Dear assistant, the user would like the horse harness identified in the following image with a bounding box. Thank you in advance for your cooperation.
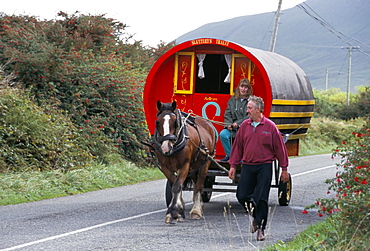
[153,109,213,174]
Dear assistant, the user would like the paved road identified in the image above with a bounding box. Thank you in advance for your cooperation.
[0,154,340,251]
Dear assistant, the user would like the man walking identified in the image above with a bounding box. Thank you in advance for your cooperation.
[228,96,290,241]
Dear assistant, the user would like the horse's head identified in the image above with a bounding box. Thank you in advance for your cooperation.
[155,101,178,154]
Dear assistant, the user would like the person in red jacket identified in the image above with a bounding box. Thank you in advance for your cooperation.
[228,95,290,241]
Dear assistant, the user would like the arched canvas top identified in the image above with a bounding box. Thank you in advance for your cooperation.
[242,46,314,101]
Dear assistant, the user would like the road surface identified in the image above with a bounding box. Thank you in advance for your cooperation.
[0,154,340,250]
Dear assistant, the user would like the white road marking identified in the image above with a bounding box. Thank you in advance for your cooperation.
[291,165,336,178]
[1,164,336,250]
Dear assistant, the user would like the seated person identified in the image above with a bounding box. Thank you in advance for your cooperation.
[219,79,253,161]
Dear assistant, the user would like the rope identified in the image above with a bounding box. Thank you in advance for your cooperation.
[186,110,227,127]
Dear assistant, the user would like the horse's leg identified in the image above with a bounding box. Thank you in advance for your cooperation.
[165,168,187,224]
[190,161,210,220]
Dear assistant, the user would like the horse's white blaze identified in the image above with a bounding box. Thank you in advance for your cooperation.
[161,114,171,153]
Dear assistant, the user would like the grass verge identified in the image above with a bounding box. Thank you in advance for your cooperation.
[265,214,370,250]
[0,160,163,206]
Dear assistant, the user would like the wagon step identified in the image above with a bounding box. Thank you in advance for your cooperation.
[212,181,237,186]
[203,188,237,193]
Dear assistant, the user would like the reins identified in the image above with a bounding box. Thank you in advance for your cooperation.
[185,110,227,127]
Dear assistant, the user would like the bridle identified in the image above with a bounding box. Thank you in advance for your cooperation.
[153,109,188,156]
[155,112,178,143]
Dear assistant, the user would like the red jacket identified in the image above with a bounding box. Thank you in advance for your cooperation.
[229,116,288,169]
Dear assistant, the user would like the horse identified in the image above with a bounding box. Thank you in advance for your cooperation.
[150,100,217,224]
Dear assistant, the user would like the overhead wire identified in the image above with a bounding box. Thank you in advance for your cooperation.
[258,13,275,49]
[297,2,370,58]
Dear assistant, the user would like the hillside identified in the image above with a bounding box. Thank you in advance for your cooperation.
[176,0,370,93]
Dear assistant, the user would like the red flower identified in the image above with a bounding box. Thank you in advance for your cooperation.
[361,179,368,185]
[318,213,324,217]
[302,210,308,214]
[354,177,359,182]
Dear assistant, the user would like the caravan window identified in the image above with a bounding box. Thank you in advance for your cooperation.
[195,54,230,94]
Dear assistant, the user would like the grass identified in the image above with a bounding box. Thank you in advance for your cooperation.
[0,160,163,206]
[265,213,370,251]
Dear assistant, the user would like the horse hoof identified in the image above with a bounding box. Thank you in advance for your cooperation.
[190,213,201,220]
[165,215,173,224]
[177,217,184,223]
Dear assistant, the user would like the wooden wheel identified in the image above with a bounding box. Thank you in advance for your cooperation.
[278,173,292,206]
[201,176,215,202]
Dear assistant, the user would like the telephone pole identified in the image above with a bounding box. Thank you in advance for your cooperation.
[269,0,282,52]
[342,46,359,105]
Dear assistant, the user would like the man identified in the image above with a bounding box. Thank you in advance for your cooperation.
[228,96,290,241]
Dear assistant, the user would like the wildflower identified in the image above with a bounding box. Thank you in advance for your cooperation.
[361,179,368,185]
[318,213,324,217]
[302,210,308,214]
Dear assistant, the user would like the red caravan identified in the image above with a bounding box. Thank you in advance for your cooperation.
[144,38,315,158]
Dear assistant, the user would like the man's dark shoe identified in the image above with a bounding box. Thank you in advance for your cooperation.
[220,156,229,161]
[250,218,258,233]
[256,229,265,241]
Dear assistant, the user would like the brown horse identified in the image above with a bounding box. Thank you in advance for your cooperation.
[151,100,217,224]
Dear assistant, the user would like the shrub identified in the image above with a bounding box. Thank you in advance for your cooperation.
[0,87,94,172]
[309,119,369,247]
[313,87,370,120]
[0,12,173,167]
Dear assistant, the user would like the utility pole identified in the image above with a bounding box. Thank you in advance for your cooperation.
[269,0,282,52]
[342,46,360,105]
[325,68,329,90]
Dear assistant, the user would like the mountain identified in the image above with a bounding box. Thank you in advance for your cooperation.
[176,0,370,93]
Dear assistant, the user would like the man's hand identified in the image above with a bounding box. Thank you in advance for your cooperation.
[280,170,290,183]
[228,167,236,180]
[227,123,239,131]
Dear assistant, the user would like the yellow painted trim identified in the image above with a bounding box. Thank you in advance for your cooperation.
[276,124,311,130]
[272,99,316,105]
[174,52,195,94]
[230,54,250,95]
[285,133,307,140]
[270,112,314,118]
